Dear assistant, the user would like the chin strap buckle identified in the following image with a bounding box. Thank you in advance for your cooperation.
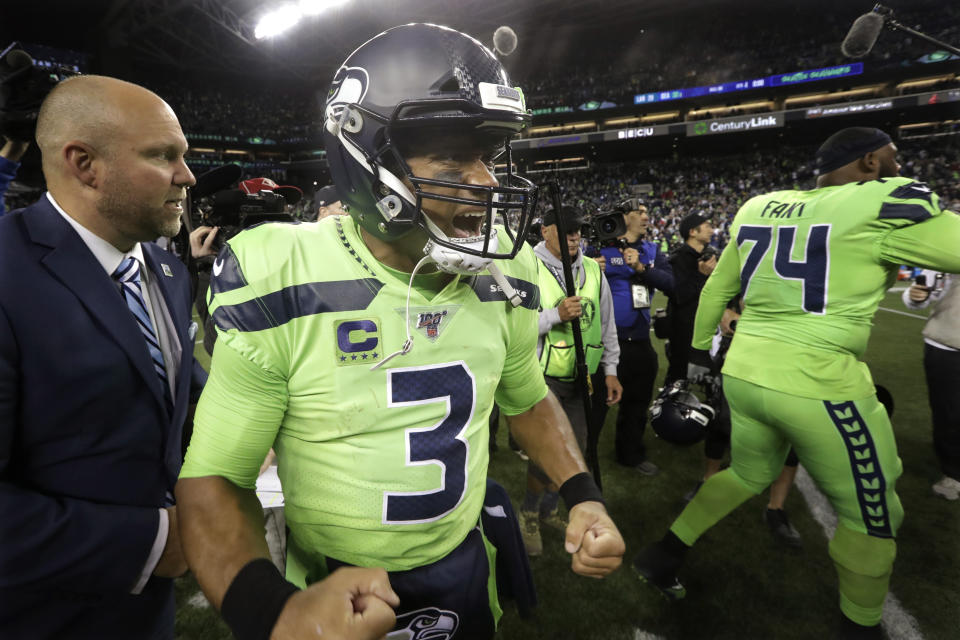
[488,263,523,307]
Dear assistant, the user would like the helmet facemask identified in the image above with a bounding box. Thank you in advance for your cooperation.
[326,98,538,272]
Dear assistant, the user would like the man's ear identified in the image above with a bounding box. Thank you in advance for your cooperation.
[858,150,880,177]
[62,141,100,188]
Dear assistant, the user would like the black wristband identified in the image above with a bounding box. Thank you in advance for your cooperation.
[559,472,605,510]
[221,558,300,640]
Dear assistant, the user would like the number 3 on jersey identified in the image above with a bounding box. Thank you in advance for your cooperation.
[737,224,831,314]
[383,362,476,524]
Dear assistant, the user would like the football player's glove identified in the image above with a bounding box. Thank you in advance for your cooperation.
[650,380,716,446]
[322,23,538,273]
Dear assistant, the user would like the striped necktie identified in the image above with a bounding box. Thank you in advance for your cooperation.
[112,257,172,411]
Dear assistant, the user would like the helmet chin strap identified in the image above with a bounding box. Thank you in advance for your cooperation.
[370,230,525,372]
[419,219,523,307]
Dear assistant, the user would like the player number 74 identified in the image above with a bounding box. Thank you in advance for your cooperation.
[737,223,832,314]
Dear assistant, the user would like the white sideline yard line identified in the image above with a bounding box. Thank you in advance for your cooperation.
[794,467,925,640]
[877,306,927,320]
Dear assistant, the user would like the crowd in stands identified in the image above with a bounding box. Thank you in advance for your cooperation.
[145,78,322,144]
[539,137,960,252]
[6,138,957,233]
[109,3,957,144]
[518,1,958,111]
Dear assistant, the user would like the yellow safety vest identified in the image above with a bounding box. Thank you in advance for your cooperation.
[536,256,604,379]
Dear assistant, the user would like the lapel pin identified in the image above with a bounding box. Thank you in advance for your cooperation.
[161,263,174,278]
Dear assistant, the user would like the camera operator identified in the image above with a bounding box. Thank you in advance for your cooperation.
[1,43,75,215]
[902,271,960,501]
[188,176,301,355]
[0,137,28,214]
[596,200,673,474]
[664,212,717,384]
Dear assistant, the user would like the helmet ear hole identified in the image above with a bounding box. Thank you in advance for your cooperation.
[343,108,363,134]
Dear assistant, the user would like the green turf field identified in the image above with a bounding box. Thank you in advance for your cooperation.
[176,289,959,640]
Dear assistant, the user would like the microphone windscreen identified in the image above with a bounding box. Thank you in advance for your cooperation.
[841,12,884,58]
[493,26,518,56]
[3,49,33,71]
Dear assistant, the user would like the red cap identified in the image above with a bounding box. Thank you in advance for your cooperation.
[239,177,303,205]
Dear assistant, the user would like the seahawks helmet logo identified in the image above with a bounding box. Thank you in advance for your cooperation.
[387,607,459,640]
[326,66,369,121]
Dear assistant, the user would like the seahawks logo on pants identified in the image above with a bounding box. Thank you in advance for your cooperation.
[386,607,459,640]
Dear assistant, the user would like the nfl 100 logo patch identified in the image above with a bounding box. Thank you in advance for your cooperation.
[396,305,461,343]
[335,318,382,365]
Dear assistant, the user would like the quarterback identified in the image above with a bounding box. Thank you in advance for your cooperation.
[634,127,960,639]
[176,24,624,640]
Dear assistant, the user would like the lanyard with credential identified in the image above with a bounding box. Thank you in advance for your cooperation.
[545,260,582,295]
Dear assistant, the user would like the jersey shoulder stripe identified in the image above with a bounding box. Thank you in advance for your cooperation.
[212,278,385,332]
[878,202,932,222]
[887,181,935,205]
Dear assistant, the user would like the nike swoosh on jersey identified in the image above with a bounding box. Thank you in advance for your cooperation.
[213,258,225,276]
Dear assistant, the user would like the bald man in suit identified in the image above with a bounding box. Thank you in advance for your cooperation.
[0,75,205,639]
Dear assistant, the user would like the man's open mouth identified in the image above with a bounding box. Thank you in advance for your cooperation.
[451,212,485,238]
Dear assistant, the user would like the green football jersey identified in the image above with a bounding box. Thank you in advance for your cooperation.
[694,177,960,399]
[180,215,547,578]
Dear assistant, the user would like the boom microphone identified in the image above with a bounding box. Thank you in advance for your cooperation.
[841,11,884,58]
[2,48,33,74]
[841,4,960,59]
[493,26,518,56]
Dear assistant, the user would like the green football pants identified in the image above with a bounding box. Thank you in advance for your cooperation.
[670,375,902,626]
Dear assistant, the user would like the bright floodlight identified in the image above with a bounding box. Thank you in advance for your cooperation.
[254,4,302,40]
[299,0,349,16]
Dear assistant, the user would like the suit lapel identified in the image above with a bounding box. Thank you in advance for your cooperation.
[25,200,168,416]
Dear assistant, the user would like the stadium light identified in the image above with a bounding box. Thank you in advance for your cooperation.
[254,4,302,40]
[299,0,349,16]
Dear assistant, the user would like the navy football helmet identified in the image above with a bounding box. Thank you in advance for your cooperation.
[322,23,538,271]
[650,380,716,446]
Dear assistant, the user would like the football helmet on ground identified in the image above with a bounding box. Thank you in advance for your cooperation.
[649,380,716,446]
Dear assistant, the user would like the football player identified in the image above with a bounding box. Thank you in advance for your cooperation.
[633,127,960,639]
[175,24,624,640]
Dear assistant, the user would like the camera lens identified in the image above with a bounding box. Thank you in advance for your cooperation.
[600,219,616,233]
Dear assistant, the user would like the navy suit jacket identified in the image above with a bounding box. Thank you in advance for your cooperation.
[0,197,207,639]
